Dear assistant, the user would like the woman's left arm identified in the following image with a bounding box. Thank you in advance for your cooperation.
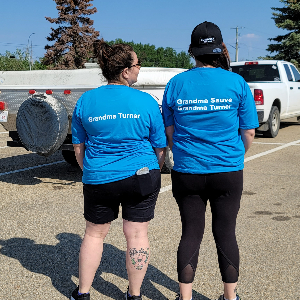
[154,147,166,170]
[73,143,85,170]
[240,128,255,153]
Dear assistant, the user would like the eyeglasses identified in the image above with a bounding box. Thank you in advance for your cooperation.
[129,61,141,69]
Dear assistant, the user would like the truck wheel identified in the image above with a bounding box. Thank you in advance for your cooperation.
[161,146,174,174]
[62,150,79,167]
[16,93,69,156]
[263,106,280,138]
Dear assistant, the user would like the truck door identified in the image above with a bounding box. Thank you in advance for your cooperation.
[289,64,300,114]
[283,63,300,114]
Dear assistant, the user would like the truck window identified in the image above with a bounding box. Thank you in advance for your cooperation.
[231,64,280,82]
[283,64,293,81]
[290,65,300,82]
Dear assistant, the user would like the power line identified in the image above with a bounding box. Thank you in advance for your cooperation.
[239,42,267,51]
[0,42,43,47]
[243,26,277,37]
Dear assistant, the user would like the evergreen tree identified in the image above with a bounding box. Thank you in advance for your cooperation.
[44,0,99,69]
[108,39,194,69]
[266,0,300,67]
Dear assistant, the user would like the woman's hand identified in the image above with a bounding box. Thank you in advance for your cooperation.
[154,147,166,170]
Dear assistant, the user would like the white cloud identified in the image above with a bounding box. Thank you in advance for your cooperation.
[243,33,259,39]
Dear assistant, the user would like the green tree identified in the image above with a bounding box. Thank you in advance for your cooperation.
[108,39,193,69]
[266,0,300,67]
[0,49,46,71]
[44,0,100,69]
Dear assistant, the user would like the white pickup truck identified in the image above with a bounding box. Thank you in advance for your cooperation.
[231,60,300,137]
[0,64,184,171]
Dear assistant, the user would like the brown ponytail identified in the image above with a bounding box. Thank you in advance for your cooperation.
[93,39,134,81]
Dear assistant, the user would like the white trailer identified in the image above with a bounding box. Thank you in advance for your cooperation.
[0,64,185,171]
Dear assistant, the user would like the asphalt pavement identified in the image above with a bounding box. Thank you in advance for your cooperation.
[0,119,299,300]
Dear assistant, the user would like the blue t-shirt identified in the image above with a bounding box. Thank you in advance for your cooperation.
[162,67,259,174]
[72,85,167,184]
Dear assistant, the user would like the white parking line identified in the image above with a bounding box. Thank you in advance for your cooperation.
[252,142,285,145]
[0,132,8,134]
[0,146,8,149]
[1,139,300,192]
[160,139,300,194]
[252,142,300,145]
[0,160,65,177]
[245,139,300,162]
[159,184,172,193]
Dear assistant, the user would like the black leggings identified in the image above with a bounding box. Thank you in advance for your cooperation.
[171,170,243,284]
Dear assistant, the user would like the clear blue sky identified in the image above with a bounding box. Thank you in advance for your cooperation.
[1,0,286,62]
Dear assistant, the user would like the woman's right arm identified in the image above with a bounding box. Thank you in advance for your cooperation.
[73,143,85,170]
[165,125,174,151]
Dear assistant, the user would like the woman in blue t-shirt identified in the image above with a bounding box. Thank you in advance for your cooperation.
[71,40,167,300]
[162,22,259,300]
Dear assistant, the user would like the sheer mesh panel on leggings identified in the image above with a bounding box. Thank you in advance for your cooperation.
[174,187,207,284]
[223,265,239,283]
[177,227,203,283]
[178,263,195,284]
[216,242,239,283]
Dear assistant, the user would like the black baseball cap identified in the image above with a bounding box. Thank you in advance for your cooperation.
[190,21,223,56]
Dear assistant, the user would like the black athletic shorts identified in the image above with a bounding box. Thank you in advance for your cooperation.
[83,169,161,224]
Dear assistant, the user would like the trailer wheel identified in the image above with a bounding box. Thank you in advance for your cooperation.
[62,150,79,167]
[263,106,280,138]
[16,93,69,156]
[161,147,174,174]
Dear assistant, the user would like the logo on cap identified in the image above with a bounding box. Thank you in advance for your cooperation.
[200,37,216,44]
[213,48,222,53]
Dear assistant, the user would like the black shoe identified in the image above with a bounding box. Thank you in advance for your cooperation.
[71,286,90,300]
[174,294,193,300]
[216,294,241,300]
[125,287,142,300]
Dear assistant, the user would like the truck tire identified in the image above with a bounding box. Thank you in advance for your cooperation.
[16,93,69,156]
[62,150,79,167]
[263,106,280,138]
[161,146,174,174]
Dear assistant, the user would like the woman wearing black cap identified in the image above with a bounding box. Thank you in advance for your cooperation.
[162,22,259,300]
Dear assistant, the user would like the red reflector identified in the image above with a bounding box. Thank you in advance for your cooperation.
[29,90,36,95]
[254,89,264,105]
[0,101,6,110]
[46,90,53,95]
[64,90,71,95]
[245,62,258,65]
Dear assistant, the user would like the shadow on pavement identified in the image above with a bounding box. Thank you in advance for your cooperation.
[0,233,209,300]
[0,153,82,185]
[279,120,300,129]
[255,120,299,138]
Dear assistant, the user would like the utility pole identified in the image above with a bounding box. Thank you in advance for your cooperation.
[30,40,33,71]
[27,33,35,71]
[231,27,243,62]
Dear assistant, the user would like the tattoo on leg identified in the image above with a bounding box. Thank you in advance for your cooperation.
[129,248,149,270]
